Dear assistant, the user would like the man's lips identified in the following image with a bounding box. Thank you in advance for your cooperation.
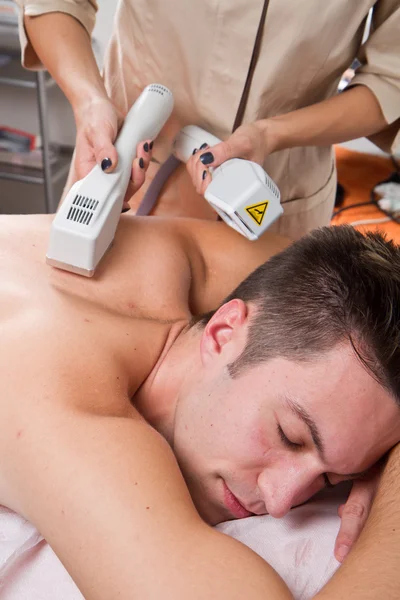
[223,481,254,519]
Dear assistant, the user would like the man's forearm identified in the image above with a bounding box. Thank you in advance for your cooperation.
[263,85,388,153]
[24,12,107,110]
[315,444,400,599]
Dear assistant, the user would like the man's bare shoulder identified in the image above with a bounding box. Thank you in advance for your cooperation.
[117,215,290,313]
[160,217,291,313]
[0,212,289,319]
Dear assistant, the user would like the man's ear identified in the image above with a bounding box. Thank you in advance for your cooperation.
[199,299,248,366]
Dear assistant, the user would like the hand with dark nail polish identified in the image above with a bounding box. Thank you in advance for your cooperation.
[139,157,144,168]
[149,141,154,150]
[192,148,198,155]
[202,170,207,180]
[101,157,112,171]
[144,142,149,152]
[200,152,214,165]
[199,142,208,150]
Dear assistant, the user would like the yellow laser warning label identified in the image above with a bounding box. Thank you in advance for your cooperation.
[245,201,269,226]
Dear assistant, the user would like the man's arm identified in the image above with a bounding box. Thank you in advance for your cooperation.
[3,399,292,600]
[316,444,400,599]
[4,383,400,599]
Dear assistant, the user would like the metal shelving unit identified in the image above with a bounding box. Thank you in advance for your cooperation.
[0,20,71,213]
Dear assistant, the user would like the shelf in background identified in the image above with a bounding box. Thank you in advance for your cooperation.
[0,55,54,89]
[0,16,73,213]
[0,151,72,185]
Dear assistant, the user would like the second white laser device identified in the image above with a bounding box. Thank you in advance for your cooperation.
[173,125,282,240]
[46,84,174,276]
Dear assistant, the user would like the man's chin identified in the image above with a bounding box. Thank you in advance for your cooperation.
[182,473,231,525]
[190,491,229,525]
[195,500,226,526]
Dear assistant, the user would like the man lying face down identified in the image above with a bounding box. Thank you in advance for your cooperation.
[0,212,399,600]
[137,225,400,524]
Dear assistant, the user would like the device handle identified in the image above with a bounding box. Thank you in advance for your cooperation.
[114,84,174,173]
[173,125,221,163]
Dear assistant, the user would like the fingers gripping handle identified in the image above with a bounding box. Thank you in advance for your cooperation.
[173,125,221,163]
[172,124,282,241]
[46,84,174,278]
[115,84,174,172]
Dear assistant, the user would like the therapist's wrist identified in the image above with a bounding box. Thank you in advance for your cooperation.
[70,83,109,116]
[255,118,286,155]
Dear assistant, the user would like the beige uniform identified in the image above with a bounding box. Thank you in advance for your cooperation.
[16,0,400,238]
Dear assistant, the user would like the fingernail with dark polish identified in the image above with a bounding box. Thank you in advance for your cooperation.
[139,157,144,169]
[149,141,154,150]
[143,142,149,152]
[202,170,207,180]
[101,157,112,171]
[200,152,214,165]
[121,207,131,213]
[192,148,198,155]
[200,142,208,150]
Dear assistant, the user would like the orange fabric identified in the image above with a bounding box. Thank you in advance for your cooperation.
[333,146,400,242]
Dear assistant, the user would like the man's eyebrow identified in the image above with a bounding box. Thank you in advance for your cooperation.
[285,396,326,460]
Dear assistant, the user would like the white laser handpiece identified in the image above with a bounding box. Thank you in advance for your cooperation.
[173,125,282,240]
[46,84,174,277]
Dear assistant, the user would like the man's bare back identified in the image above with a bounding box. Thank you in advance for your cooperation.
[0,214,288,421]
[0,213,291,599]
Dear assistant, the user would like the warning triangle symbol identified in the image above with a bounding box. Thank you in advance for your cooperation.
[246,201,269,226]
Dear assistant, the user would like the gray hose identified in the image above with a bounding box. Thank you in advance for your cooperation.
[135,154,181,216]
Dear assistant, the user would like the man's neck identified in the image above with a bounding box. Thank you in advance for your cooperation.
[134,321,201,444]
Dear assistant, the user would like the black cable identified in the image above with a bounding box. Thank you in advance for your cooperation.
[332,195,400,224]
[332,201,375,219]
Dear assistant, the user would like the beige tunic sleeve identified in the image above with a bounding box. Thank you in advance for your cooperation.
[14,0,98,70]
[350,0,400,153]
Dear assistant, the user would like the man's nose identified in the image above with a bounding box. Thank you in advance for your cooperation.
[257,467,322,519]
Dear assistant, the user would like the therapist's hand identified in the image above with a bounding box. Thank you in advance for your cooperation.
[186,120,275,196]
[334,463,383,563]
[73,96,153,208]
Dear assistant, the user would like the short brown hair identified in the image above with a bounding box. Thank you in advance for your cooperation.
[196,226,400,404]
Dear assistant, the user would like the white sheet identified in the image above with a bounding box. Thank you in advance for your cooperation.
[217,486,347,599]
[0,486,348,599]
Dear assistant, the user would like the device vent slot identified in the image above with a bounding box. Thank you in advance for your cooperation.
[67,195,98,225]
[148,83,172,98]
[266,179,279,197]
